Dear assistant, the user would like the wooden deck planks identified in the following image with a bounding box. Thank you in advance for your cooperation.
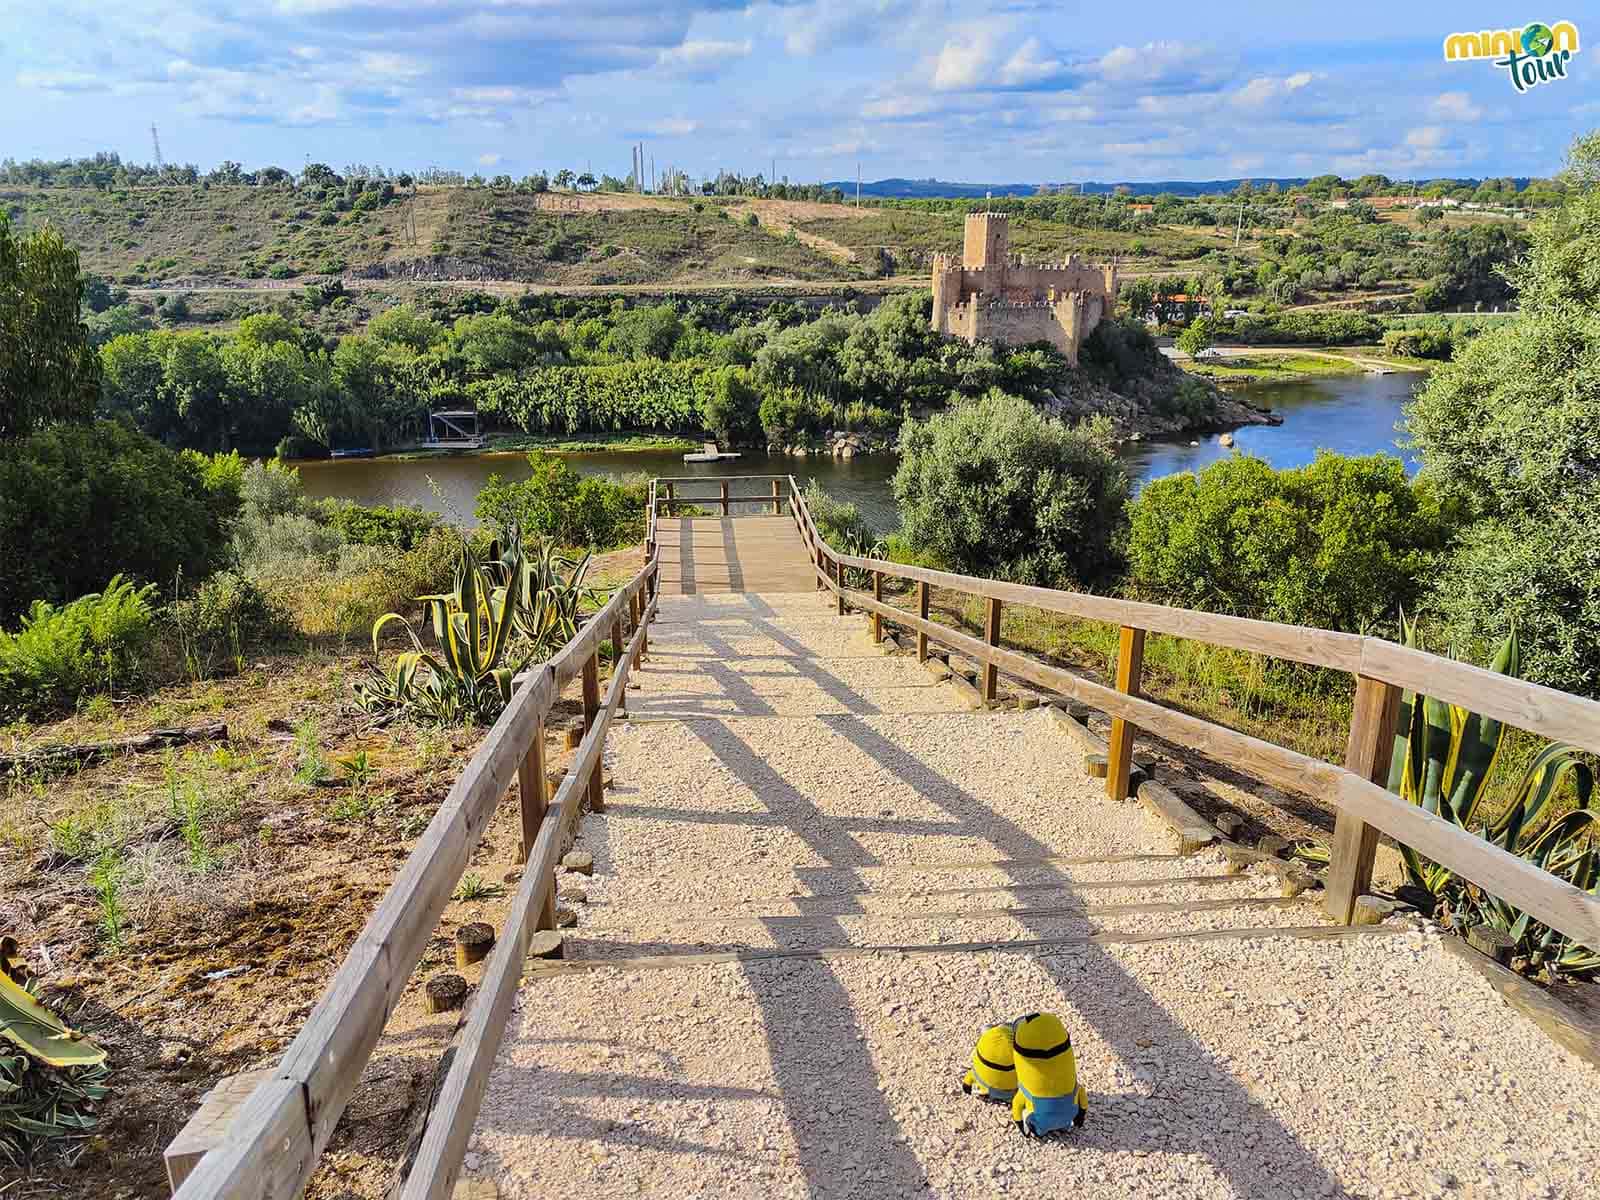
[655,516,814,595]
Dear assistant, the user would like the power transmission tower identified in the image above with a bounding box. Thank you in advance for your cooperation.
[150,124,163,170]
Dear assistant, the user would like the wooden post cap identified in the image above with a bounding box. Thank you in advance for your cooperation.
[1084,753,1110,779]
[1352,895,1399,926]
[454,923,495,969]
[526,931,565,961]
[563,727,582,749]
[1214,812,1244,839]
[425,973,469,1014]
[1467,924,1515,965]
[561,850,594,875]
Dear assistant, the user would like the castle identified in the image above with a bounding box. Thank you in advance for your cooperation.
[931,212,1116,366]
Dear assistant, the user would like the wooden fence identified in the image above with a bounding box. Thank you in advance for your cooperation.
[172,553,659,1200]
[783,475,1600,950]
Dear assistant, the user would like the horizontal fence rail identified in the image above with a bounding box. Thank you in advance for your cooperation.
[784,475,1600,952]
[173,557,659,1200]
[651,474,795,518]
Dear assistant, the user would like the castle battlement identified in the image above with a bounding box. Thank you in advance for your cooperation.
[930,212,1114,366]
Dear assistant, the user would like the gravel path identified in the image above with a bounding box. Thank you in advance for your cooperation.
[469,589,1599,1199]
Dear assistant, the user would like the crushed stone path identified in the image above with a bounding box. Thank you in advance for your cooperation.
[470,587,1600,1200]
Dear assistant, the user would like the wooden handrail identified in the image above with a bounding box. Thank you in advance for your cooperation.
[173,557,659,1200]
[784,483,1600,951]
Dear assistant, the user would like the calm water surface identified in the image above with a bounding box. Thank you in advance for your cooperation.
[298,371,1422,531]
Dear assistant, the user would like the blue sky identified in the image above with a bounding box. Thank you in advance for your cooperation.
[1,2,1594,183]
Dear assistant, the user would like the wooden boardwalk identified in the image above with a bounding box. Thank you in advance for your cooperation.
[654,515,815,595]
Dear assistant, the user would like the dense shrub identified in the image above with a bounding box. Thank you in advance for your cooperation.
[1381,325,1455,359]
[1078,317,1167,391]
[475,454,646,549]
[470,362,712,433]
[0,422,240,624]
[803,480,874,545]
[318,500,441,550]
[1126,453,1454,632]
[893,391,1128,587]
[0,577,156,719]
[170,570,291,669]
[699,366,762,446]
[282,528,473,640]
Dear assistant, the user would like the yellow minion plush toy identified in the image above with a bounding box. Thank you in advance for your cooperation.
[1009,1012,1088,1137]
[960,1023,1017,1102]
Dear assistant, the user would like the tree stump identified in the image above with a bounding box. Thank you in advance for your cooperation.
[526,931,565,961]
[1352,895,1398,926]
[425,974,468,1014]
[454,923,495,969]
[1467,924,1515,965]
[1084,753,1110,779]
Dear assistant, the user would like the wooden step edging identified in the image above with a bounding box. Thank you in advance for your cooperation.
[527,922,1401,976]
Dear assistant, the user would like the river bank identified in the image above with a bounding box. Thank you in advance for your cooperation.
[298,371,1424,529]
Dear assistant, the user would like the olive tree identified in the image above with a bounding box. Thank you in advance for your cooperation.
[893,390,1128,587]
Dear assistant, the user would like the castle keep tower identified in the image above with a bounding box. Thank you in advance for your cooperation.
[930,212,1115,366]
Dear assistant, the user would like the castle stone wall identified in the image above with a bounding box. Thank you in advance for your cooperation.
[931,212,1113,366]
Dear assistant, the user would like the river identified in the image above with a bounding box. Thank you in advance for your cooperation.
[297,371,1422,531]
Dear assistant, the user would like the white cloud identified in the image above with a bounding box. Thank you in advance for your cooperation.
[477,152,502,167]
[1430,91,1483,122]
[997,38,1063,87]
[1233,73,1319,108]
[1406,125,1446,149]
[654,39,752,77]
[1097,41,1215,86]
[932,34,994,91]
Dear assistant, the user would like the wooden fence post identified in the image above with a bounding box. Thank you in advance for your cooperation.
[834,558,845,617]
[917,581,930,662]
[581,651,602,812]
[639,581,649,660]
[720,480,730,517]
[515,716,556,928]
[1105,625,1146,802]
[771,479,781,515]
[872,571,884,643]
[1325,675,1403,924]
[983,598,1002,702]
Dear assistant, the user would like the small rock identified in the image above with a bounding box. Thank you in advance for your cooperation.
[555,906,578,928]
[559,883,589,903]
[562,850,594,876]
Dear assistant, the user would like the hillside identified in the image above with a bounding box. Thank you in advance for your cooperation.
[0,186,859,288]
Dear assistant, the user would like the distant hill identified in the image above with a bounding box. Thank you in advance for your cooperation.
[825,176,1534,199]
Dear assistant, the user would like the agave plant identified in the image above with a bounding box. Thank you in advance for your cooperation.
[1388,620,1600,977]
[355,541,534,724]
[1,939,109,1164]
[840,531,888,591]
[489,532,601,660]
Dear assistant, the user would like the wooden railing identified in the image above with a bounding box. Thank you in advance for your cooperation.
[172,556,659,1200]
[650,473,793,518]
[783,476,1600,950]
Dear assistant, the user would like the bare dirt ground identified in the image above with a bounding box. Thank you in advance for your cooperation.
[0,547,645,1199]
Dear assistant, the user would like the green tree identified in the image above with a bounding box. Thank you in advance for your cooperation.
[0,217,100,441]
[1406,130,1600,692]
[1126,452,1451,632]
[893,391,1128,587]
[608,303,682,360]
[369,304,444,354]
[1175,316,1216,357]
